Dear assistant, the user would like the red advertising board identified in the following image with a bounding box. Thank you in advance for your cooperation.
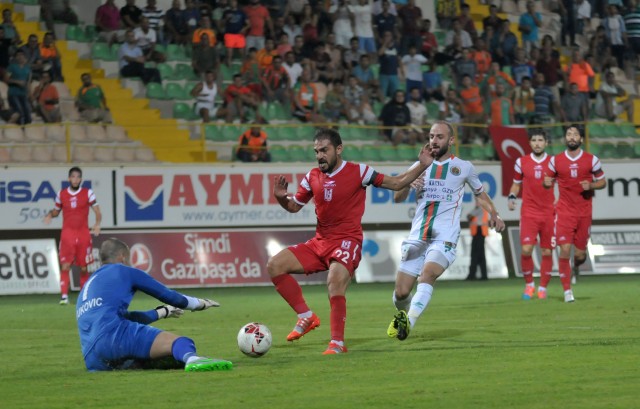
[91,229,327,287]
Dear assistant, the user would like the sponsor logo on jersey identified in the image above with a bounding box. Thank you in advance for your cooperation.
[451,166,460,176]
[124,175,164,221]
[341,240,352,250]
[324,188,333,201]
[130,243,153,273]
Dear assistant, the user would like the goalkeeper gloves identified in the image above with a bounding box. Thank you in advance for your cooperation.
[155,305,184,319]
[194,298,220,311]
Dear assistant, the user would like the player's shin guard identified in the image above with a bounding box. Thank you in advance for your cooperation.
[172,336,197,363]
[272,274,309,314]
[558,257,572,291]
[407,283,433,328]
[521,255,534,284]
[329,296,346,342]
[60,269,70,296]
[539,254,553,288]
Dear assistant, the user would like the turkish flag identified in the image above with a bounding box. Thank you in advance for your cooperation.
[489,126,531,196]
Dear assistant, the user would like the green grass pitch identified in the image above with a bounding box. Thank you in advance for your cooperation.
[2,275,639,409]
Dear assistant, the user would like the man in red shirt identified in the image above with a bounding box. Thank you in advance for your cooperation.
[243,0,273,51]
[508,130,555,300]
[269,128,433,354]
[544,125,606,302]
[223,73,261,123]
[44,167,102,305]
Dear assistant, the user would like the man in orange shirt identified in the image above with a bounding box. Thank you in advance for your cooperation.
[192,16,216,47]
[564,49,594,99]
[236,126,270,162]
[490,83,514,125]
[481,61,516,99]
[32,71,60,123]
[459,74,485,143]
[471,38,492,79]
[257,38,279,70]
[292,68,325,123]
[40,32,63,81]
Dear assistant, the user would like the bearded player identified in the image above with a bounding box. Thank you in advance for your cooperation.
[268,128,433,354]
[387,120,505,341]
[44,167,102,305]
[508,130,555,300]
[543,125,606,302]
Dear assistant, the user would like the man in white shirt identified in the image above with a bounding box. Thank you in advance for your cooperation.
[576,0,591,35]
[401,45,428,99]
[444,18,473,49]
[283,51,303,87]
[349,0,375,56]
[406,87,427,142]
[595,70,634,122]
[133,17,165,62]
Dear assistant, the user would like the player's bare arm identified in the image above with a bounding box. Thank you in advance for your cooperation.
[381,146,433,191]
[91,205,102,236]
[393,171,425,203]
[543,175,554,188]
[273,175,303,213]
[581,178,606,191]
[43,208,61,225]
[477,191,505,232]
[508,183,521,211]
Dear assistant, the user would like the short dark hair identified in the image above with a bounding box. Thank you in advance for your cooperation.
[68,166,82,177]
[565,124,584,137]
[529,129,548,141]
[314,128,342,147]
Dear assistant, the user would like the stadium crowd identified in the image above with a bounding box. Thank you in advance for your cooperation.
[0,0,639,148]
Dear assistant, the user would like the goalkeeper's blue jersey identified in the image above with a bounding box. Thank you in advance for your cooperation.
[76,263,188,358]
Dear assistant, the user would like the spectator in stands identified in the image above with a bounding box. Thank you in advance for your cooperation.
[344,37,364,71]
[560,82,589,123]
[595,70,635,122]
[481,61,516,99]
[0,27,10,70]
[192,32,219,76]
[300,4,319,50]
[191,70,224,122]
[472,38,492,79]
[565,49,595,98]
[344,74,376,124]
[492,19,518,66]
[5,49,32,125]
[76,73,112,123]
[398,0,423,55]
[276,33,292,57]
[511,48,535,85]
[257,38,279,70]
[603,4,627,69]
[459,74,484,143]
[483,4,502,32]
[292,68,324,123]
[224,73,262,123]
[490,83,515,125]
[625,1,640,59]
[283,51,302,87]
[423,68,444,102]
[379,90,412,145]
[350,0,375,58]
[0,93,19,124]
[292,34,309,62]
[406,87,428,142]
[325,34,343,76]
[283,14,302,46]
[589,25,614,72]
[244,0,273,51]
[183,0,201,34]
[518,1,542,57]
[439,87,463,124]
[20,35,44,80]
[558,0,576,47]
[272,15,286,41]
[212,0,230,35]
[436,0,458,30]
[420,19,438,62]
[284,0,309,22]
[532,72,558,124]
[1,8,21,46]
[240,47,262,97]
[223,0,250,67]
[32,71,60,123]
[193,15,216,48]
[40,0,78,32]
[40,32,63,82]
[322,80,349,122]
[135,17,166,63]
[512,76,536,124]
[576,0,592,37]
[445,18,473,50]
[454,47,478,88]
[402,45,427,99]
[121,0,143,29]
[118,29,162,84]
[373,0,398,45]
[378,30,402,99]
[353,54,379,102]
[236,126,270,162]
[142,0,165,44]
[165,0,189,45]
[312,42,338,85]
[261,55,290,105]
[536,42,562,101]
[96,0,127,44]
[458,3,477,41]
[330,0,354,49]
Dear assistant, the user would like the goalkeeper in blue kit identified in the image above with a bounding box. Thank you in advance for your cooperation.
[76,238,232,372]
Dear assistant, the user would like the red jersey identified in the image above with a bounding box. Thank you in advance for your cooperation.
[513,153,555,218]
[293,161,384,241]
[54,187,97,231]
[548,150,604,217]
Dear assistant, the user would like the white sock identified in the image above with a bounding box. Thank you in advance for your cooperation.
[298,311,312,319]
[330,340,344,347]
[407,283,433,328]
[393,291,412,312]
[526,282,535,288]
[538,286,546,292]
[185,355,201,364]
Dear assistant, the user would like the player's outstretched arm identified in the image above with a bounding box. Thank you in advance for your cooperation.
[393,171,425,202]
[380,146,433,191]
[477,191,505,232]
[43,208,61,225]
[508,183,521,211]
[123,306,184,324]
[273,175,303,213]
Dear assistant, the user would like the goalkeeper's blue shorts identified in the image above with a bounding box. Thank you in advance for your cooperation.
[83,320,162,371]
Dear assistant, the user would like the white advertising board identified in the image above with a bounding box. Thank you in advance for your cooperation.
[0,239,61,295]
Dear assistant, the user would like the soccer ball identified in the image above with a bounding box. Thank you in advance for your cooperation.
[237,322,272,357]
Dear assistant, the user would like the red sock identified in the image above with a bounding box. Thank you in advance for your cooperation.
[521,254,534,284]
[60,269,70,296]
[558,257,572,291]
[539,254,553,288]
[329,295,346,342]
[271,274,309,314]
[79,270,90,289]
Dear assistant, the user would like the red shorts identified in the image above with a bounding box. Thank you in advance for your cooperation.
[289,237,362,276]
[520,213,554,248]
[224,33,246,49]
[555,212,592,250]
[59,229,94,267]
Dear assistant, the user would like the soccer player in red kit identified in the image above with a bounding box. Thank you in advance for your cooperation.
[44,167,102,305]
[543,125,606,302]
[268,128,433,354]
[508,130,555,300]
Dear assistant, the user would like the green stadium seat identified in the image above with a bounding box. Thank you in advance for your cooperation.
[470,145,486,161]
[146,83,167,100]
[165,83,190,100]
[287,145,306,162]
[269,145,289,162]
[602,124,620,138]
[352,127,376,141]
[484,144,496,160]
[457,145,472,158]
[166,44,189,61]
[156,63,174,80]
[634,142,640,158]
[588,123,605,138]
[370,64,380,78]
[379,146,400,161]
[618,142,634,158]
[426,102,439,118]
[172,64,198,81]
[297,126,316,140]
[205,125,225,141]
[65,25,80,41]
[91,43,113,60]
[620,123,638,138]
[343,145,364,162]
[599,143,617,159]
[222,126,243,141]
[173,102,193,119]
[84,25,97,42]
[279,127,299,141]
[397,144,417,161]
[361,145,381,162]
[262,103,279,121]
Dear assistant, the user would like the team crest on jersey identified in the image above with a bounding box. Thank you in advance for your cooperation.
[569,164,579,178]
[341,240,351,250]
[534,165,543,179]
[323,180,335,202]
[451,166,460,176]
[70,198,77,208]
